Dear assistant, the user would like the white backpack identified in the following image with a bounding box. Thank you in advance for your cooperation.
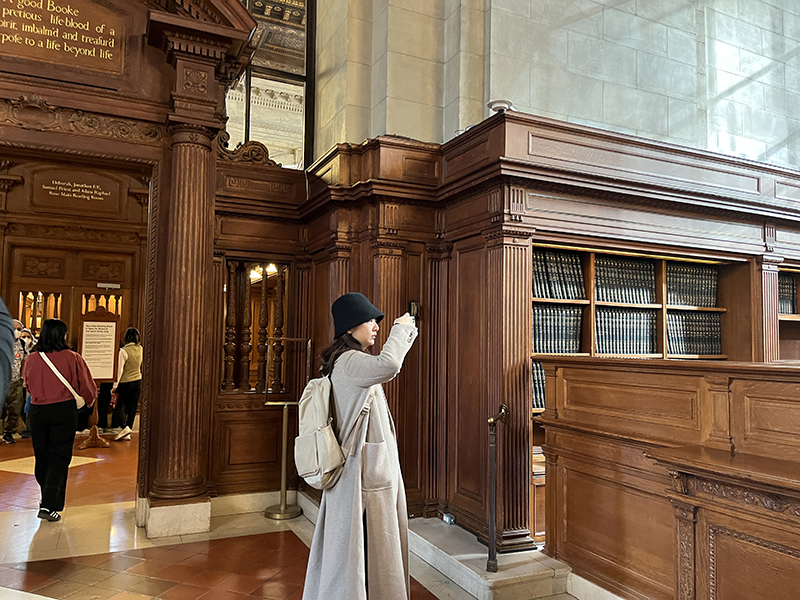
[294,376,371,490]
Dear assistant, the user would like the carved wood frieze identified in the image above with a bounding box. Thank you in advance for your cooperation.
[20,256,66,279]
[0,95,165,144]
[216,132,279,166]
[82,260,125,282]
[6,223,139,244]
[692,477,800,519]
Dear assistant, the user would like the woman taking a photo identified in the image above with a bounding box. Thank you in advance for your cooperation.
[303,292,417,600]
[23,319,96,522]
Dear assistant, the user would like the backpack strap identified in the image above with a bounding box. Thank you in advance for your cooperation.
[340,389,375,457]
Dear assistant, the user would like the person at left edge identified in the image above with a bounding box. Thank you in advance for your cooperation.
[2,319,28,444]
[0,298,14,413]
[23,319,97,522]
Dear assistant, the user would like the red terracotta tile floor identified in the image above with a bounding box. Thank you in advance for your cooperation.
[0,431,139,512]
[0,531,439,599]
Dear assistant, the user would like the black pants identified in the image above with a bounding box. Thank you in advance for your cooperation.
[28,400,77,512]
[95,382,120,429]
[112,380,141,429]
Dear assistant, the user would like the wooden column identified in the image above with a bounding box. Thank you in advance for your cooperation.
[485,228,535,552]
[328,244,351,316]
[757,252,782,363]
[150,124,214,500]
[426,242,451,515]
[373,238,405,416]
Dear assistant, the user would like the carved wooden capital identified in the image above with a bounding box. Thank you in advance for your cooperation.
[169,124,214,148]
[757,253,784,270]
[669,470,690,495]
[703,374,730,391]
[0,174,23,193]
[482,226,533,247]
[371,238,406,255]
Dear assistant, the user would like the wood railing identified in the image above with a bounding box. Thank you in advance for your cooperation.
[222,260,290,392]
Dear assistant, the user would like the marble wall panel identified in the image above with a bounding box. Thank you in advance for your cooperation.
[604,83,669,135]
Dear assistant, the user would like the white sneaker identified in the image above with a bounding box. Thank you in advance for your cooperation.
[114,426,132,441]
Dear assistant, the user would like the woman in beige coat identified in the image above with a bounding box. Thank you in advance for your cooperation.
[303,292,417,600]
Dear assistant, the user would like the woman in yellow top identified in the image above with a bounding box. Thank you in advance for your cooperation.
[112,328,143,441]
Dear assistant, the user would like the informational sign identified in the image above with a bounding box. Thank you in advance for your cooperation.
[0,0,125,74]
[32,169,120,215]
[81,320,116,380]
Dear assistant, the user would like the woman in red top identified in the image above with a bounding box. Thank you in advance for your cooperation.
[23,319,96,522]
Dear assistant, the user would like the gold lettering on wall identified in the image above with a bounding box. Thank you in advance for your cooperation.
[0,0,125,74]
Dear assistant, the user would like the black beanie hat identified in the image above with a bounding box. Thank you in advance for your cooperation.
[332,293,384,339]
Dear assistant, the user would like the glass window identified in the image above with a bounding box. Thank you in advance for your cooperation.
[224,0,311,168]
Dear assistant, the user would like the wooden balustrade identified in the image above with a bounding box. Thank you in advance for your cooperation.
[221,260,289,392]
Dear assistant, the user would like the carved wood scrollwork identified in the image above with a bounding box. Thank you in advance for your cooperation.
[184,69,208,94]
[671,500,698,600]
[668,469,689,495]
[0,95,165,144]
[216,132,279,166]
[694,477,800,518]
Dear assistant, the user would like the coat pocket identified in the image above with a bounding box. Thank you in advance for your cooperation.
[361,440,393,491]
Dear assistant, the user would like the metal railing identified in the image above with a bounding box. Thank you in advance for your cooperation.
[487,404,509,572]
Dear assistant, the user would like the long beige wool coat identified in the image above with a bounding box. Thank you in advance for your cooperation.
[303,322,418,600]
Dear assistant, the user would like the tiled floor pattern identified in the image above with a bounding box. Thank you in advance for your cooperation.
[0,433,138,512]
[0,531,436,599]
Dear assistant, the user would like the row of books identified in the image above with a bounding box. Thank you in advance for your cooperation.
[595,307,658,355]
[595,256,657,304]
[779,274,798,314]
[666,263,718,307]
[667,312,722,355]
[532,250,586,300]
[532,305,583,354]
[531,360,545,410]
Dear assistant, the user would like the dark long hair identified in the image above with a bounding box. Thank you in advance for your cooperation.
[124,327,140,345]
[320,333,363,376]
[31,319,70,353]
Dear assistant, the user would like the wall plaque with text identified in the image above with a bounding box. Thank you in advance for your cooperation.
[0,0,125,74]
[32,168,120,215]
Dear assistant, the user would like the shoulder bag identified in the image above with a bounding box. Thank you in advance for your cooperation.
[39,353,86,409]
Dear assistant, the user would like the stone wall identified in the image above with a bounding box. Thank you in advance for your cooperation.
[314,0,800,170]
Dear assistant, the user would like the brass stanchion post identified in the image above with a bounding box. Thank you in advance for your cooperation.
[486,404,509,572]
[265,401,301,519]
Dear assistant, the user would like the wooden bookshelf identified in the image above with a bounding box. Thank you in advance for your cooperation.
[532,297,590,305]
[778,270,800,359]
[667,306,727,312]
